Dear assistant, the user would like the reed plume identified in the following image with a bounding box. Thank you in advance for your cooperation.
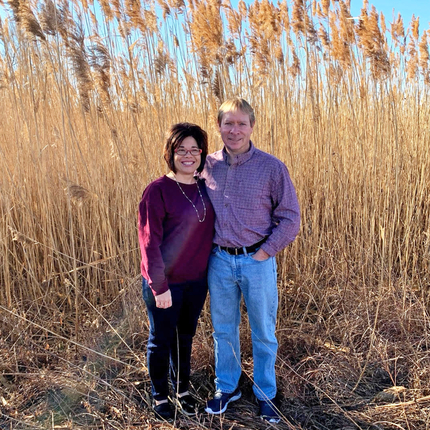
[1,2,430,429]
[89,39,111,105]
[156,0,170,19]
[125,0,145,31]
[289,48,300,77]
[411,15,420,41]
[9,227,38,246]
[391,13,406,55]
[212,68,223,103]
[321,0,330,17]
[67,35,93,111]
[419,30,429,82]
[154,43,168,75]
[17,1,46,41]
[99,0,114,21]
[65,183,92,206]
[188,0,224,72]
[40,0,59,36]
[318,25,330,51]
[357,6,390,79]
[304,8,318,45]
[225,1,242,37]
[167,0,185,10]
[291,0,305,35]
[248,0,285,76]
[407,37,419,81]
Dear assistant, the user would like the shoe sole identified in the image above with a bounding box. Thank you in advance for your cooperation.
[173,400,197,416]
[170,396,198,416]
[204,391,242,415]
[154,414,174,422]
[261,416,281,423]
[153,410,174,422]
[153,401,174,422]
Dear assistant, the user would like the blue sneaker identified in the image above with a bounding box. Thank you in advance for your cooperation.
[205,387,242,414]
[258,398,281,423]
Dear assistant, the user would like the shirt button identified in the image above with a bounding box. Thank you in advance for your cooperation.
[224,203,228,207]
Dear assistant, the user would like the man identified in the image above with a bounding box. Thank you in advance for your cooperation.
[201,98,300,423]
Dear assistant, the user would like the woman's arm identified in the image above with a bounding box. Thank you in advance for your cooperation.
[138,183,171,307]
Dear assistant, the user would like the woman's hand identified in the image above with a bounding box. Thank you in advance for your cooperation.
[155,289,172,309]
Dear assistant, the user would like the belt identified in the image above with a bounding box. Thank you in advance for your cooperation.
[216,238,267,256]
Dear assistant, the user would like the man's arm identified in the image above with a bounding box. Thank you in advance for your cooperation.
[259,162,300,257]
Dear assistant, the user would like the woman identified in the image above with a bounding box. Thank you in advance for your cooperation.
[138,123,215,421]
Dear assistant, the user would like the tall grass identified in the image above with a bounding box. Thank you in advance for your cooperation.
[1,0,430,428]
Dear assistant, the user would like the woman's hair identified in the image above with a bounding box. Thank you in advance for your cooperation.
[217,97,255,126]
[164,123,208,173]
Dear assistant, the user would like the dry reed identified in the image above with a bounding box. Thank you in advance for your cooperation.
[0,0,430,428]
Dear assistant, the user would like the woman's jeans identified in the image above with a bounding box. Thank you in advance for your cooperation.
[208,247,278,401]
[142,278,207,401]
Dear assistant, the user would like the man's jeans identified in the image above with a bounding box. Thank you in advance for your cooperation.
[208,247,278,401]
[142,278,208,401]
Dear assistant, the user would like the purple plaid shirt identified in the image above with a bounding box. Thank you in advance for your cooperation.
[201,142,300,256]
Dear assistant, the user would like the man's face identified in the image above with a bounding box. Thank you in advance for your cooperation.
[218,110,254,156]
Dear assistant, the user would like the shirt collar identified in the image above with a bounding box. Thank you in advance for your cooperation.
[222,141,255,166]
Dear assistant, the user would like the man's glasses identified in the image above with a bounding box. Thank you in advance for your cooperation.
[174,148,202,156]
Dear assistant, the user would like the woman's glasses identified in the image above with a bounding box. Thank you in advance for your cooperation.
[174,148,202,156]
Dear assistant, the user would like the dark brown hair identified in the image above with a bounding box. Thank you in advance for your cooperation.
[164,123,208,173]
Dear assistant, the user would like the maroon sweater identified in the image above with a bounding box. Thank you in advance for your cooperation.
[138,175,215,295]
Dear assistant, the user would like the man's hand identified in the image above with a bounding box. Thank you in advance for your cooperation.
[251,248,270,261]
[155,289,172,308]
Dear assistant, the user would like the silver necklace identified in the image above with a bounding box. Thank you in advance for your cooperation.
[173,176,207,223]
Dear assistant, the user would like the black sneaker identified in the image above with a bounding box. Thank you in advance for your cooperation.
[258,398,281,423]
[205,387,242,414]
[153,400,174,421]
[174,393,199,416]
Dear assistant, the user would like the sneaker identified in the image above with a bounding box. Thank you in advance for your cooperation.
[258,398,281,423]
[205,387,242,414]
[173,393,199,416]
[152,399,174,421]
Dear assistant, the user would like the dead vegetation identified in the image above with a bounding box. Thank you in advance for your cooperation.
[0,0,430,428]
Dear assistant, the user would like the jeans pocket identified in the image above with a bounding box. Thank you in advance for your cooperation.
[249,252,270,263]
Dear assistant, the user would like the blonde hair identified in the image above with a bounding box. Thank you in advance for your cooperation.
[218,97,255,126]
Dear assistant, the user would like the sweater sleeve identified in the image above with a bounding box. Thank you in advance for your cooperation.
[138,183,169,295]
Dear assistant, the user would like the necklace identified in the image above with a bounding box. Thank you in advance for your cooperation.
[173,176,207,223]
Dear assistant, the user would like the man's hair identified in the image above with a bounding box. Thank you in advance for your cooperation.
[217,97,255,126]
[164,123,208,173]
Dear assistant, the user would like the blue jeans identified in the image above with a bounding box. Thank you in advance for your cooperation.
[208,247,278,401]
[142,278,208,401]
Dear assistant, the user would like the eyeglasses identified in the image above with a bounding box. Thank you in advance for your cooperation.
[174,148,202,156]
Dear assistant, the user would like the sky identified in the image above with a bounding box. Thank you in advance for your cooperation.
[349,1,429,29]
[0,1,428,32]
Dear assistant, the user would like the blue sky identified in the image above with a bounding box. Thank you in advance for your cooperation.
[0,1,428,31]
[349,1,429,29]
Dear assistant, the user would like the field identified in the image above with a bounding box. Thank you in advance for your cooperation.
[1,0,430,428]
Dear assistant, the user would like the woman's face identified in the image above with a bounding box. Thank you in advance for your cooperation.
[173,136,201,179]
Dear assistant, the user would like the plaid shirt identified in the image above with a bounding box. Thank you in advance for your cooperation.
[201,142,300,256]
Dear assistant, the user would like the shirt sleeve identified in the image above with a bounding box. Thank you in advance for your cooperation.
[260,162,300,256]
[138,183,169,295]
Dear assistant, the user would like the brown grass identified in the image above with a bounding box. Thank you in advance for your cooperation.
[1,0,430,428]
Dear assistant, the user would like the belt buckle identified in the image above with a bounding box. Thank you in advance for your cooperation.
[235,247,239,255]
